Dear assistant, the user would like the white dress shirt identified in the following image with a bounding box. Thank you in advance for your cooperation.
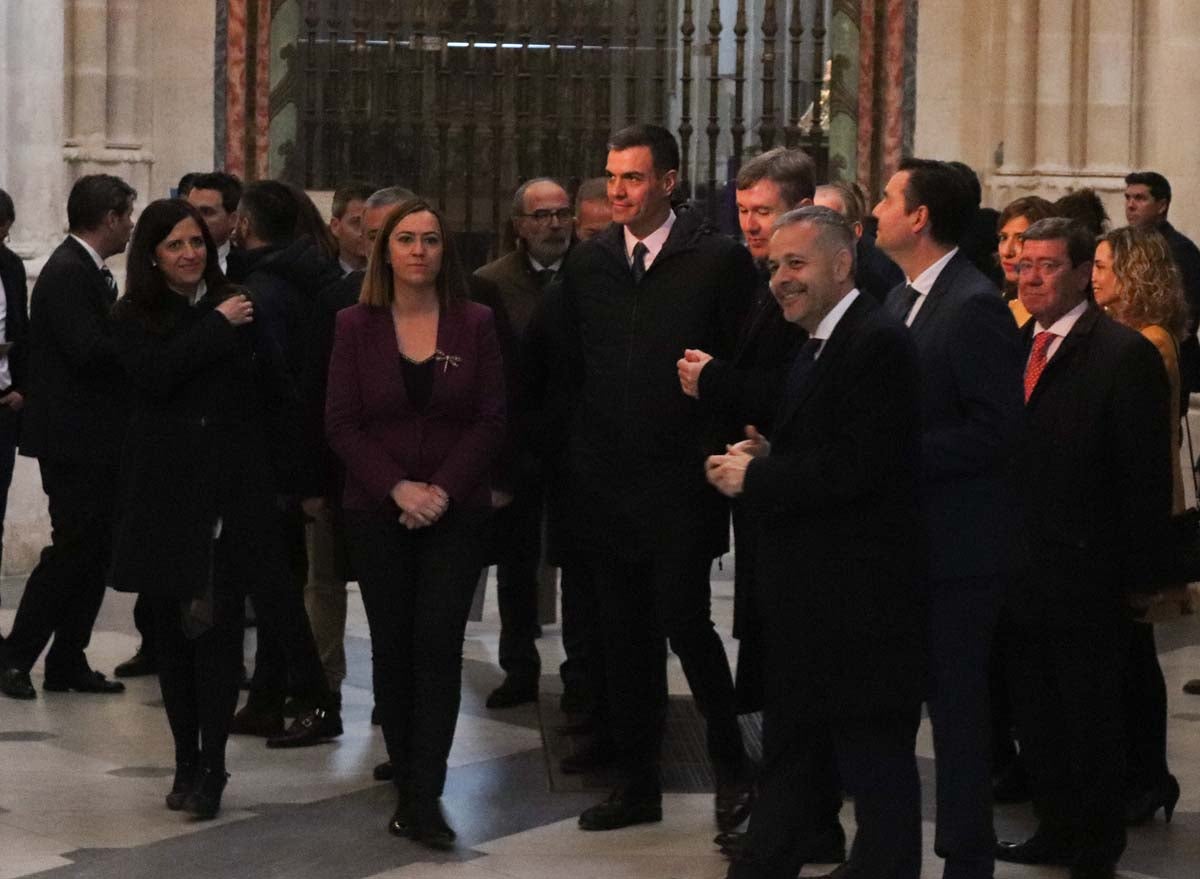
[903,247,959,326]
[811,289,862,360]
[1030,300,1089,364]
[623,210,677,272]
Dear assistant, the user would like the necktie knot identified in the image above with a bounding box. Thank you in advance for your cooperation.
[100,265,118,299]
[630,241,649,284]
[899,284,921,320]
[1024,331,1056,403]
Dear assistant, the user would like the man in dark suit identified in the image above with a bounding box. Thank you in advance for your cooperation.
[1124,171,1200,392]
[0,190,30,646]
[472,177,573,709]
[995,218,1171,879]
[872,158,1025,879]
[0,175,135,700]
[707,206,925,879]
[560,124,757,831]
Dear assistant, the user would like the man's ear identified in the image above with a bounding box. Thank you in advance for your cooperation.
[661,168,678,197]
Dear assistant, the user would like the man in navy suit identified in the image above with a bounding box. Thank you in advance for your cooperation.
[708,206,925,879]
[0,175,135,700]
[873,158,1025,879]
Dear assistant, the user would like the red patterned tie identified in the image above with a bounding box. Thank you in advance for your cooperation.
[1024,331,1056,403]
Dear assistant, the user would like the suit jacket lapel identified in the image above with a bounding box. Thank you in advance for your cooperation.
[908,252,966,335]
[773,295,867,432]
[1023,303,1097,408]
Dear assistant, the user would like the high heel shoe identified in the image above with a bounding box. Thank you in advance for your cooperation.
[165,761,197,811]
[1125,773,1180,825]
[183,767,230,820]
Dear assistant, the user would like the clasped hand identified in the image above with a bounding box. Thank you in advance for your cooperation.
[704,426,770,498]
[390,480,450,529]
[676,348,713,399]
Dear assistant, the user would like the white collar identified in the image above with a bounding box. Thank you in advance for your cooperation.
[527,254,563,273]
[1033,299,1089,338]
[69,234,106,271]
[906,247,959,295]
[623,210,676,268]
[812,288,861,344]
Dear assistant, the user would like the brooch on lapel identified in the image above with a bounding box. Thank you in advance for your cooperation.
[432,349,463,373]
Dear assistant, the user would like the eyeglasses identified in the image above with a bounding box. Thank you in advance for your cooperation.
[1016,260,1069,276]
[518,208,573,224]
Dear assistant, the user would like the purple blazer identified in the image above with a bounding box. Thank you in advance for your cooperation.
[325,299,506,512]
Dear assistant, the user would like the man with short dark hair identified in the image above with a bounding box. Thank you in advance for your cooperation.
[0,174,135,700]
[574,177,612,241]
[996,217,1170,879]
[473,177,573,709]
[185,172,243,274]
[1124,170,1200,391]
[560,123,757,831]
[0,190,29,647]
[873,157,1025,879]
[329,181,376,274]
[707,206,925,879]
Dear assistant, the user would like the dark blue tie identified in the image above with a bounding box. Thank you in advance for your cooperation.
[630,241,649,284]
[895,284,920,321]
[784,337,823,397]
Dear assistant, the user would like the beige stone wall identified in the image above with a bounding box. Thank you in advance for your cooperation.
[914,0,1200,239]
[0,0,216,574]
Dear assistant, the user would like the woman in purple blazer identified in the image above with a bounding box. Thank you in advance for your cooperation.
[325,198,505,849]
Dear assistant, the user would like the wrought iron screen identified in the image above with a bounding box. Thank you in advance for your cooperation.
[281,0,830,262]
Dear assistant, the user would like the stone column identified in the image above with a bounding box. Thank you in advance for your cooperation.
[106,0,143,149]
[1084,0,1134,173]
[68,0,109,146]
[999,0,1037,174]
[1033,0,1073,173]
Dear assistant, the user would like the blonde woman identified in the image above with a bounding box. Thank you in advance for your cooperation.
[1091,225,1187,825]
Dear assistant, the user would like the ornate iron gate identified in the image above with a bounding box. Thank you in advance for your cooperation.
[278,0,831,261]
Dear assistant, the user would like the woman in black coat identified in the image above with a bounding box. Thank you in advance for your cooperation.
[108,199,293,820]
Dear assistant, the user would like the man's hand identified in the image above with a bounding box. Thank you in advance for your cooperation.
[676,348,714,399]
[728,425,770,459]
[705,447,753,498]
[0,390,24,411]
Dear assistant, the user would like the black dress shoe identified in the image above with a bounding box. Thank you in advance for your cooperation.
[715,768,756,832]
[578,783,663,831]
[229,704,284,737]
[1183,678,1200,695]
[485,675,538,709]
[717,826,846,865]
[996,834,1075,866]
[183,768,229,820]
[409,797,456,850]
[266,707,343,748]
[560,738,617,774]
[43,669,125,694]
[0,667,35,699]
[113,649,157,679]
[166,762,197,810]
[1125,773,1180,825]
[374,760,395,782]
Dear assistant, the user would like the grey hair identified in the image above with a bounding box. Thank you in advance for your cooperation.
[773,205,858,274]
[511,177,567,218]
[365,186,417,210]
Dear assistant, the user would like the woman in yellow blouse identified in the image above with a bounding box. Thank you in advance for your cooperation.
[1092,225,1188,825]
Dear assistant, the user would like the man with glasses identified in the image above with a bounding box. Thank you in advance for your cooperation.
[996,217,1170,879]
[472,178,574,708]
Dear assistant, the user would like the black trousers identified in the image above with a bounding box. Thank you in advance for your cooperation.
[492,479,542,682]
[246,510,333,713]
[0,406,19,635]
[1009,622,1128,869]
[3,456,116,677]
[153,574,243,772]
[927,575,1003,879]
[588,540,743,781]
[732,708,922,879]
[345,506,487,800]
[558,558,606,716]
[133,593,155,655]
[1124,620,1170,793]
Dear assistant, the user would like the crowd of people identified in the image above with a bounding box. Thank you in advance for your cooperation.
[0,125,1196,879]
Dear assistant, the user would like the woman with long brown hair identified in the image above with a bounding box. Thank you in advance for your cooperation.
[1092,224,1187,825]
[995,195,1056,326]
[325,198,506,848]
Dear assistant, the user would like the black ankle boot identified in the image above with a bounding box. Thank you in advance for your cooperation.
[410,797,456,850]
[184,767,230,820]
[166,761,197,811]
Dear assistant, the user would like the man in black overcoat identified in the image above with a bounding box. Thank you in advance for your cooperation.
[0,175,135,700]
[707,206,925,879]
[559,124,757,831]
[874,158,1025,879]
[995,218,1171,879]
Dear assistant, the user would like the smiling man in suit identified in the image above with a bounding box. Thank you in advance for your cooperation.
[995,218,1170,879]
[707,206,925,879]
[0,174,135,700]
[873,157,1025,879]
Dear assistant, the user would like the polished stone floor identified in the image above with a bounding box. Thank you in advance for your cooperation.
[1,569,1199,879]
